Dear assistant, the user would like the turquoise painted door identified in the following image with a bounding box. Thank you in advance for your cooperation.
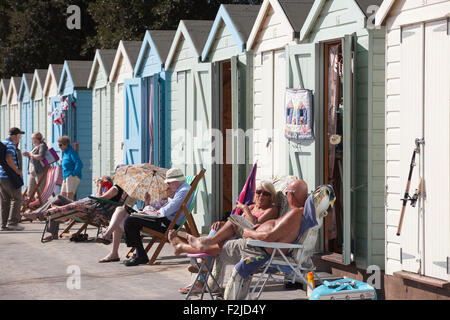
[124,78,145,165]
[286,43,318,190]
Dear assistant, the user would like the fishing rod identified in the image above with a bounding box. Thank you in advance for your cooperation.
[397,138,424,236]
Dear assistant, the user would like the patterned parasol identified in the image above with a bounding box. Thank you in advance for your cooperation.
[113,163,168,202]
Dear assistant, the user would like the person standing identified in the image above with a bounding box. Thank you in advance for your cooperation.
[0,127,25,231]
[22,132,48,202]
[58,136,83,200]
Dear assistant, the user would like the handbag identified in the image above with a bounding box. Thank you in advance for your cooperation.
[40,148,60,167]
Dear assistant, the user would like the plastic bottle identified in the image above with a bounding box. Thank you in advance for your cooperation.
[307,272,315,298]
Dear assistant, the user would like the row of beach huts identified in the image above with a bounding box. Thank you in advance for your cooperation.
[0,0,449,298]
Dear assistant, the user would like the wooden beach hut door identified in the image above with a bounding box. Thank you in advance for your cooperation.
[399,20,450,280]
[322,35,355,265]
[50,97,67,159]
[212,59,234,219]
[123,78,145,165]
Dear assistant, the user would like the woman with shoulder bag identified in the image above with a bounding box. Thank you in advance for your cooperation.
[22,132,48,203]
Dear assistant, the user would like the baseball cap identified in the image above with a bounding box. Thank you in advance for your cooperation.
[9,127,25,136]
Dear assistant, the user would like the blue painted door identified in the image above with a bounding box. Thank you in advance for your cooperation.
[20,100,33,186]
[124,78,146,165]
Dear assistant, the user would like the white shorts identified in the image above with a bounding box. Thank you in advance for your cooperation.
[61,175,81,194]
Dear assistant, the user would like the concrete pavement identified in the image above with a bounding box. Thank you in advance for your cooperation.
[0,221,309,300]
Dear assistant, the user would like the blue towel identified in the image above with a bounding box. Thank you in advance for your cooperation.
[296,194,318,243]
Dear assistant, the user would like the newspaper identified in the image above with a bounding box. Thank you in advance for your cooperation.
[227,214,255,231]
[130,212,164,221]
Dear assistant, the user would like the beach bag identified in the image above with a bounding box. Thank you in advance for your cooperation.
[40,148,59,167]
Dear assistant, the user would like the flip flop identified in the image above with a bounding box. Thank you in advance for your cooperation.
[98,257,120,263]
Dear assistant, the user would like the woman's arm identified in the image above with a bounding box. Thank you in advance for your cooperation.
[236,203,257,224]
[99,186,119,200]
[255,206,279,224]
[70,150,83,177]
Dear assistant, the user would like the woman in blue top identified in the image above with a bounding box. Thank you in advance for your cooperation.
[58,136,83,200]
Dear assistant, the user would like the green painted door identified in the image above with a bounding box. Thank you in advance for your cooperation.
[286,43,318,191]
[342,34,356,265]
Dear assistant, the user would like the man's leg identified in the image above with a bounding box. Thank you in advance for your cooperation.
[0,181,10,229]
[6,180,23,227]
[123,216,168,266]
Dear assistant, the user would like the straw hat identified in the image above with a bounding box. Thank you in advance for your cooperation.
[164,168,186,184]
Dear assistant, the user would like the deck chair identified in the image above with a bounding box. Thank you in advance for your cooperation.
[125,168,205,265]
[43,196,124,242]
[223,184,336,300]
[57,194,129,239]
[21,165,62,221]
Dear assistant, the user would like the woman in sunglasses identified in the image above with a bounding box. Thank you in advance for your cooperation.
[173,181,279,294]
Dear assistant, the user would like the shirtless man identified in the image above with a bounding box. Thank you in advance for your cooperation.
[169,179,308,257]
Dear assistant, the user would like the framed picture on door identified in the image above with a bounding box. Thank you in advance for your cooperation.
[284,88,314,141]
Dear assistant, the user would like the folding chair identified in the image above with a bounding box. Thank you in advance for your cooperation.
[43,196,124,242]
[21,165,63,223]
[125,168,205,265]
[185,253,222,300]
[57,195,127,239]
[223,185,335,300]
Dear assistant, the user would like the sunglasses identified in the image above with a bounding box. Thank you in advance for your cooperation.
[284,189,296,195]
[256,189,271,197]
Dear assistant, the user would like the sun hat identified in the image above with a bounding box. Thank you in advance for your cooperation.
[164,168,186,184]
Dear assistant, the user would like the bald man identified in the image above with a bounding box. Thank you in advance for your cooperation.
[169,179,308,290]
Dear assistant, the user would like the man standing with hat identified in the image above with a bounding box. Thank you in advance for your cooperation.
[0,127,25,231]
[123,167,191,266]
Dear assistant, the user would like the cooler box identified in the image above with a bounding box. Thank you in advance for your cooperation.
[309,278,377,300]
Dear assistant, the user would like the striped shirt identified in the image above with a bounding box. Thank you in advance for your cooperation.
[0,138,19,180]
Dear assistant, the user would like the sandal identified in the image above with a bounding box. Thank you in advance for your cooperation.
[96,235,112,245]
[178,284,204,295]
[98,257,120,263]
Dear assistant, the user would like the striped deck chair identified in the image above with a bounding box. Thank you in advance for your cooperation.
[21,165,63,220]
[57,190,130,239]
[126,169,205,265]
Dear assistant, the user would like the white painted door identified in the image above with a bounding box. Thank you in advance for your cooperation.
[273,49,288,178]
[400,23,423,274]
[257,51,274,182]
[92,88,102,189]
[114,83,124,168]
[423,19,450,281]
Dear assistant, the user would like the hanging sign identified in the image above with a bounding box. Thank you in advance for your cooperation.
[284,88,314,141]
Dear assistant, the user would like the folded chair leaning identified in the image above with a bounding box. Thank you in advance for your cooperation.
[125,168,205,265]
[223,184,336,300]
[20,165,63,221]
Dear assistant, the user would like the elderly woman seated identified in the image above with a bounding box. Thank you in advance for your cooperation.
[169,181,279,294]
[95,188,175,263]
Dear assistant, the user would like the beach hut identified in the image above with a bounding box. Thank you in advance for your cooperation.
[0,79,10,140]
[54,60,93,199]
[276,0,385,267]
[8,77,21,131]
[165,20,214,231]
[18,73,35,185]
[109,40,142,167]
[30,69,49,139]
[133,30,176,169]
[201,4,260,217]
[376,0,450,295]
[43,64,64,143]
[87,49,116,192]
[246,0,314,184]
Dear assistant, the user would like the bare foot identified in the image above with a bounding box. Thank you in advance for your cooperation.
[187,234,208,251]
[169,233,185,255]
[98,254,120,263]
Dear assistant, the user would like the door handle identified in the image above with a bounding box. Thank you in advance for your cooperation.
[121,142,124,150]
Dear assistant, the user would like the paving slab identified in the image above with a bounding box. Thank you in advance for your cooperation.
[0,221,308,300]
